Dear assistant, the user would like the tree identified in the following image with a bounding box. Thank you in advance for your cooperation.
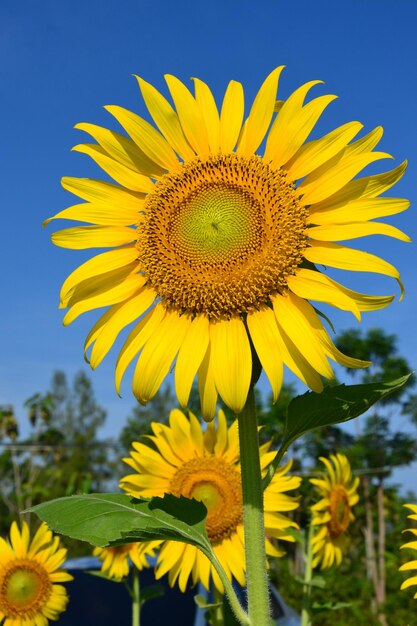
[334,328,416,626]
[0,371,109,537]
[119,384,177,451]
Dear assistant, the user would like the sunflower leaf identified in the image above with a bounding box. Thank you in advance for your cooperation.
[263,374,412,488]
[27,493,212,554]
[282,374,412,448]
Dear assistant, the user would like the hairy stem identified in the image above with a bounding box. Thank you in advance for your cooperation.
[237,388,271,625]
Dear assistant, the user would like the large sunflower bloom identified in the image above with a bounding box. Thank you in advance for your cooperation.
[120,409,301,592]
[309,453,359,569]
[0,521,72,626]
[46,68,409,419]
[93,541,159,581]
[399,503,417,599]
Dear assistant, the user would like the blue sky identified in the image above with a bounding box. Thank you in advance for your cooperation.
[1,0,416,487]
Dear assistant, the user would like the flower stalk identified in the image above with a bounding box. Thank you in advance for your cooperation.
[237,388,271,625]
[301,523,314,626]
[132,567,140,626]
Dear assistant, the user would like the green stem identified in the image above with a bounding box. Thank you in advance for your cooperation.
[132,567,140,626]
[208,549,250,625]
[237,388,271,626]
[212,586,225,626]
[301,523,314,626]
[262,441,289,491]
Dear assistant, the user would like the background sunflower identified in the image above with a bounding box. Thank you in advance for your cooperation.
[93,542,159,581]
[0,521,72,626]
[309,453,359,569]
[120,409,301,592]
[399,503,417,599]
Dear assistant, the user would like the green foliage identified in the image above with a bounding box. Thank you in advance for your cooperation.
[283,375,411,448]
[263,375,411,487]
[0,370,110,544]
[29,493,212,554]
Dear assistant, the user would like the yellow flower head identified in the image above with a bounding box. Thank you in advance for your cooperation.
[0,521,73,626]
[46,68,409,419]
[399,503,417,599]
[309,453,359,569]
[120,409,301,592]
[93,541,159,581]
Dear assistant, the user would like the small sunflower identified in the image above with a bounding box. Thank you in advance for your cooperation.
[46,68,409,420]
[399,503,417,599]
[309,453,359,569]
[93,541,159,581]
[0,521,72,626]
[120,409,300,592]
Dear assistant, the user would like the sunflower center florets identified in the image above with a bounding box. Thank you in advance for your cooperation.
[0,561,51,615]
[137,153,308,320]
[328,485,351,537]
[169,456,243,544]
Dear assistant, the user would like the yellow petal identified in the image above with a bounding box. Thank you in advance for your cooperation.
[308,221,410,242]
[247,307,284,402]
[89,287,156,369]
[299,151,392,205]
[309,196,410,224]
[288,293,370,369]
[61,176,145,209]
[192,77,220,152]
[72,144,154,193]
[177,544,197,592]
[135,75,195,161]
[264,79,324,164]
[44,201,140,227]
[51,225,135,249]
[63,261,139,308]
[272,293,334,379]
[132,311,191,403]
[400,576,417,589]
[285,121,363,180]
[271,305,324,392]
[304,240,404,299]
[198,343,218,422]
[210,317,252,414]
[63,273,146,326]
[75,121,165,177]
[104,105,179,171]
[115,304,165,395]
[219,80,244,153]
[287,269,360,320]
[60,246,139,303]
[310,160,408,211]
[174,315,210,407]
[238,66,284,157]
[165,74,210,156]
[10,522,28,557]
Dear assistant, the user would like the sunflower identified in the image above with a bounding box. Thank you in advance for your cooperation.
[119,408,300,592]
[46,68,409,419]
[93,541,159,581]
[0,521,72,626]
[309,453,359,569]
[399,503,417,599]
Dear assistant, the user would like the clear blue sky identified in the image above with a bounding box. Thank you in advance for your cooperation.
[1,0,416,486]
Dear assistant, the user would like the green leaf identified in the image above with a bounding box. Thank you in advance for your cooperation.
[282,374,412,451]
[140,584,165,606]
[194,594,222,610]
[263,374,412,489]
[293,575,326,589]
[85,569,123,583]
[27,493,211,555]
[312,601,351,611]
